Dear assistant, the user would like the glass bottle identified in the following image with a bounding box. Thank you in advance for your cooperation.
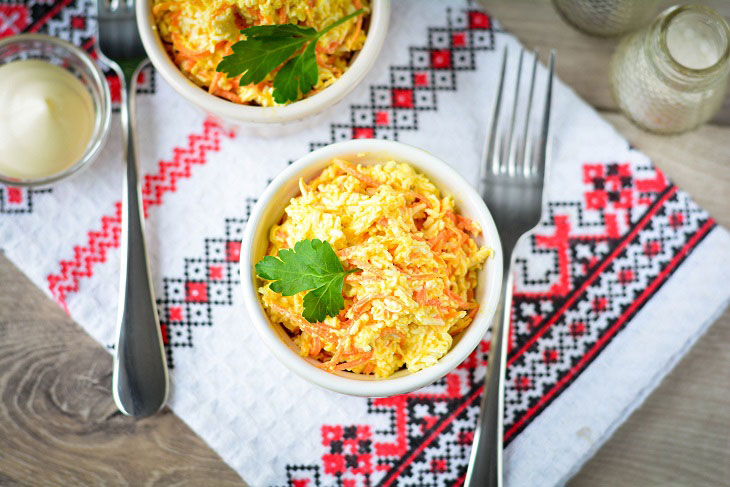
[610,5,730,134]
[552,0,661,37]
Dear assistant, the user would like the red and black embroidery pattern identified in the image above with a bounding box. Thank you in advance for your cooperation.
[310,7,494,151]
[504,168,714,441]
[155,207,252,367]
[275,172,714,487]
[0,186,51,213]
[0,0,157,213]
[47,117,235,310]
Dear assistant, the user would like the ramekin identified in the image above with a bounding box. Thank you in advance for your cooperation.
[0,34,111,187]
[137,0,390,125]
[240,139,503,397]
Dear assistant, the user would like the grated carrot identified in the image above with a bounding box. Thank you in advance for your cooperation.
[256,80,273,92]
[209,71,222,94]
[457,214,480,236]
[346,259,384,277]
[428,229,448,253]
[318,344,345,370]
[310,336,321,356]
[268,303,337,342]
[466,305,480,321]
[413,286,428,304]
[315,50,327,67]
[347,0,364,49]
[333,159,382,187]
[406,191,432,207]
[334,351,373,371]
[446,210,480,236]
[349,294,392,321]
[152,2,175,16]
[444,288,468,308]
[454,227,469,246]
[171,33,209,59]
[397,265,439,281]
[213,88,243,104]
[317,40,341,55]
[247,6,261,22]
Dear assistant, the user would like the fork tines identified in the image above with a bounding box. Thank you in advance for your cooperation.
[480,47,555,186]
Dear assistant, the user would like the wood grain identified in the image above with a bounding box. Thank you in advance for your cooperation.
[1,1,729,485]
[570,307,730,486]
[0,256,242,486]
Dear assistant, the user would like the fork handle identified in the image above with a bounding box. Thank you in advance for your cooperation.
[112,60,169,417]
[465,258,514,487]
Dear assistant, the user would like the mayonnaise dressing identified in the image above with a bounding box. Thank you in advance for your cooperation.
[0,59,95,180]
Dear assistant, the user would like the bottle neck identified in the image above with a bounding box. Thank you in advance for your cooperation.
[646,5,730,91]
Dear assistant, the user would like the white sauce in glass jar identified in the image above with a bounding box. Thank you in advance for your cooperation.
[666,16,722,70]
[0,59,94,180]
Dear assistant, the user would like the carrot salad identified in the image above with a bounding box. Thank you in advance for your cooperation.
[258,160,492,378]
[151,0,369,106]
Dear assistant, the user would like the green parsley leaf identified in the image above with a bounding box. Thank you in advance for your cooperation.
[238,23,317,40]
[255,240,323,295]
[217,36,309,87]
[255,239,359,323]
[273,40,318,104]
[302,272,347,323]
[217,9,364,103]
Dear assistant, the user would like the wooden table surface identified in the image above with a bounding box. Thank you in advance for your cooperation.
[2,1,729,485]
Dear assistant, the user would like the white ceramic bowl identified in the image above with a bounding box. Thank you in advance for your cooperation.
[241,140,503,397]
[136,0,390,124]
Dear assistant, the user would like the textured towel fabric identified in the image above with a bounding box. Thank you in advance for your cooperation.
[1,1,729,486]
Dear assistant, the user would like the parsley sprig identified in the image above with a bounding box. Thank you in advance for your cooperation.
[256,239,359,323]
[217,9,364,104]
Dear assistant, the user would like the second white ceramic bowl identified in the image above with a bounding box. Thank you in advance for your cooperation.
[241,139,503,397]
[137,0,390,125]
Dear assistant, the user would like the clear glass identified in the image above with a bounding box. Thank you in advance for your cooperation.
[610,5,730,134]
[552,0,661,37]
[0,34,111,187]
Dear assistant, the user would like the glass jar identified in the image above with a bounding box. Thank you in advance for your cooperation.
[610,5,730,134]
[0,34,111,186]
[552,0,661,37]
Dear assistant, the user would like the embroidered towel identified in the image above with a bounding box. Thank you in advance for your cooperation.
[1,1,728,485]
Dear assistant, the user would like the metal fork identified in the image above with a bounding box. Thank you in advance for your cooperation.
[97,0,168,416]
[465,47,555,487]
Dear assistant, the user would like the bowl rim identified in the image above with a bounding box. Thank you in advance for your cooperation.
[0,33,112,187]
[136,0,391,124]
[240,139,503,397]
